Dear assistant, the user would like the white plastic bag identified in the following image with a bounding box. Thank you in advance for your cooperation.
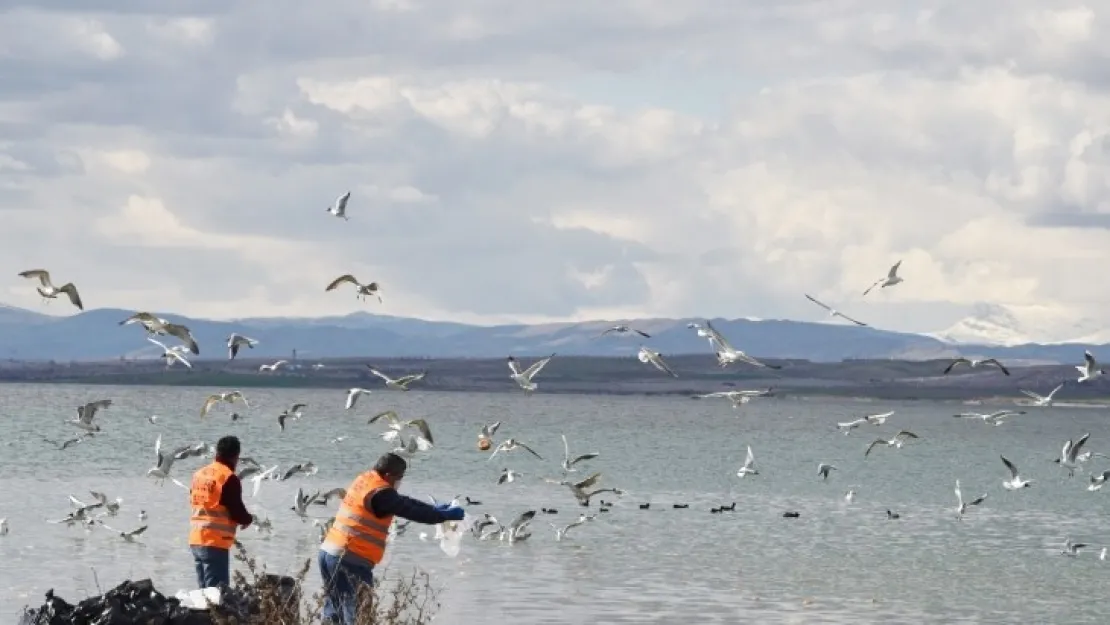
[437,515,472,557]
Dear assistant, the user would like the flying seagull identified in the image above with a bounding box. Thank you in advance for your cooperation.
[146,435,187,489]
[325,274,381,302]
[344,388,373,410]
[118,312,200,354]
[507,354,555,392]
[1020,383,1065,407]
[478,421,501,446]
[227,334,258,360]
[943,357,1010,376]
[94,521,148,543]
[637,346,678,377]
[1088,470,1110,492]
[549,514,596,541]
[1077,351,1105,383]
[560,434,599,473]
[598,325,650,338]
[864,431,919,457]
[817,463,837,480]
[366,366,427,391]
[1000,455,1033,490]
[68,399,112,433]
[488,438,543,462]
[837,411,893,434]
[692,390,769,409]
[544,472,622,507]
[326,191,351,220]
[952,410,1025,426]
[803,294,868,327]
[862,260,903,296]
[954,479,987,520]
[1057,433,1091,477]
[147,337,192,369]
[699,320,780,369]
[200,391,249,418]
[368,410,434,447]
[18,269,83,310]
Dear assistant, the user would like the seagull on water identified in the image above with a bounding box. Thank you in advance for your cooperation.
[1020,383,1065,407]
[1087,470,1110,492]
[500,510,536,544]
[488,438,543,462]
[326,191,351,220]
[1000,455,1033,490]
[147,337,192,369]
[344,388,373,410]
[637,345,678,377]
[549,514,596,541]
[507,354,555,392]
[1062,537,1088,557]
[366,366,427,391]
[862,260,903,296]
[952,410,1025,426]
[699,320,780,369]
[865,431,919,457]
[954,479,987,520]
[227,334,258,360]
[0,519,7,536]
[737,446,758,477]
[803,294,868,327]
[598,325,650,338]
[817,463,837,481]
[201,391,249,418]
[560,434,599,473]
[118,312,199,354]
[844,489,855,503]
[943,357,1010,376]
[478,421,501,446]
[1077,351,1105,383]
[18,269,83,310]
[498,468,524,485]
[325,274,382,302]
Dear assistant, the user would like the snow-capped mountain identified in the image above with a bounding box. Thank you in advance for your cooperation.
[930,303,1104,346]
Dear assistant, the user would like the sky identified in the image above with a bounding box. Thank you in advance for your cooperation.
[1,1,1109,340]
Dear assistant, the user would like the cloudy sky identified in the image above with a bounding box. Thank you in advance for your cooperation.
[2,1,1108,340]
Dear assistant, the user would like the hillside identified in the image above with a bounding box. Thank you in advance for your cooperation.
[0,303,1105,364]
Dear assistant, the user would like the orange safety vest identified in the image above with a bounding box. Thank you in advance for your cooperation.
[320,470,395,568]
[189,461,238,550]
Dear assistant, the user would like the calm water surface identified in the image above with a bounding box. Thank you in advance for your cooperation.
[2,383,1109,623]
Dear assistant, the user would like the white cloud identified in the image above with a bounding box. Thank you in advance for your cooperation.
[2,0,1110,341]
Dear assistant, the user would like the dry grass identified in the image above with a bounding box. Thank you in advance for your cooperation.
[209,544,440,625]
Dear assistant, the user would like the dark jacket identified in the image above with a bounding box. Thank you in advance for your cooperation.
[368,488,450,524]
[216,460,253,528]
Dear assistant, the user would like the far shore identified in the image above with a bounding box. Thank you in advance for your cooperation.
[2,355,1108,404]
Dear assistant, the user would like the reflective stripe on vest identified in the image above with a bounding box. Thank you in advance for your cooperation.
[188,461,237,549]
[321,470,394,566]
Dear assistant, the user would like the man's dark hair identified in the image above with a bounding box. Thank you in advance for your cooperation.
[373,453,407,478]
[215,436,241,460]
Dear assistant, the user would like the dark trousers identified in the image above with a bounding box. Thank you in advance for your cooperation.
[191,546,231,588]
[318,550,375,624]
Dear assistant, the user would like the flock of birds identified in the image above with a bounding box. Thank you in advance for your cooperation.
[8,232,1110,588]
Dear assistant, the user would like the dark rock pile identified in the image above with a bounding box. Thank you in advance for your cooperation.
[17,576,299,625]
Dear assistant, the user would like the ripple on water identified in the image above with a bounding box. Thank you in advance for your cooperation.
[2,385,1110,623]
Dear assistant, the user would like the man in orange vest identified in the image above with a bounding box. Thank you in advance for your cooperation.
[189,435,254,588]
[319,452,464,624]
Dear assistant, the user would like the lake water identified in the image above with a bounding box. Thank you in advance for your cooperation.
[1,383,1109,623]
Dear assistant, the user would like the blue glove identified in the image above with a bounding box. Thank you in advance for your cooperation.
[440,506,465,521]
[433,503,452,513]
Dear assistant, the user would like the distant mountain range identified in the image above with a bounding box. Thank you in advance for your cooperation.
[0,302,1105,364]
